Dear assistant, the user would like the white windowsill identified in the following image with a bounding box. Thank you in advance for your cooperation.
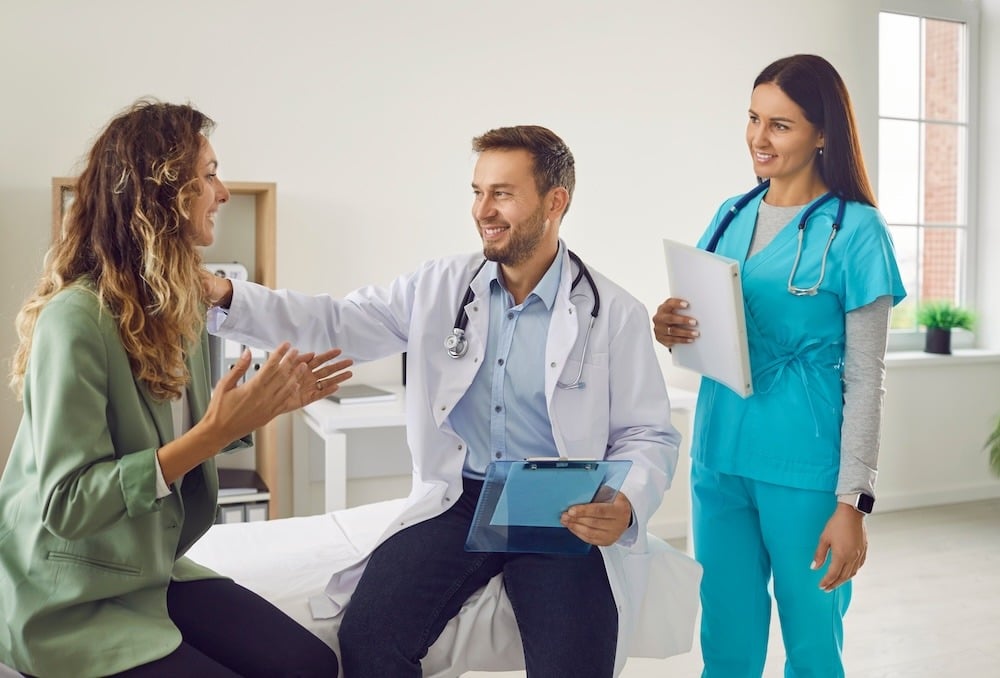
[886,348,1000,367]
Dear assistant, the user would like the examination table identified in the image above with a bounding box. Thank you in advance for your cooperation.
[185,498,702,677]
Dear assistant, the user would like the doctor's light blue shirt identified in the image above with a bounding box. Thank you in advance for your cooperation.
[450,247,565,479]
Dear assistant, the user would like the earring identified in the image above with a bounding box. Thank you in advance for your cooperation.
[818,148,824,157]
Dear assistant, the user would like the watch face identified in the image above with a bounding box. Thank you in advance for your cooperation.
[857,493,875,514]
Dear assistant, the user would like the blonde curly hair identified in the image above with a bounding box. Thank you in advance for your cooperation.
[10,99,216,400]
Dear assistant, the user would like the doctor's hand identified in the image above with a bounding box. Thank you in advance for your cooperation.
[652,297,700,349]
[560,491,634,546]
[811,503,868,592]
[201,270,235,309]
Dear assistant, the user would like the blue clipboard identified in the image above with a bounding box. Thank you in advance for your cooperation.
[464,459,632,555]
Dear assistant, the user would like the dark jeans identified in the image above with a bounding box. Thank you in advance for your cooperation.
[108,578,339,677]
[338,477,618,677]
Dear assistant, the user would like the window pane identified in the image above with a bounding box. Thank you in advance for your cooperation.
[922,122,965,225]
[889,226,918,330]
[879,7,972,346]
[920,226,964,304]
[924,18,966,123]
[878,119,920,224]
[879,12,921,119]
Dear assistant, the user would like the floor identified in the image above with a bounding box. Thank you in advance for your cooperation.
[465,497,1000,678]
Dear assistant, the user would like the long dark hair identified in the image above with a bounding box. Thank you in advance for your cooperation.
[755,54,877,206]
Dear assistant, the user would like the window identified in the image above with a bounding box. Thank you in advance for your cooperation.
[878,0,979,350]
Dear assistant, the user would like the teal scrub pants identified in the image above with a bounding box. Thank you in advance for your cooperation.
[691,462,851,678]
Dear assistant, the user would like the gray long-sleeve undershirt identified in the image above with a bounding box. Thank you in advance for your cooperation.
[751,202,889,499]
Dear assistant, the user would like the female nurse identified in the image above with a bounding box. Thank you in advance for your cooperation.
[653,54,906,677]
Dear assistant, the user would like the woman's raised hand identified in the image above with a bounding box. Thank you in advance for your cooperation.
[203,343,353,445]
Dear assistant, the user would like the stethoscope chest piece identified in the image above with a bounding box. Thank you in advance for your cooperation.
[445,328,469,359]
[444,250,600,384]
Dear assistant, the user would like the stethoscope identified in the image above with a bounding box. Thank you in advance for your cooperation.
[705,180,847,297]
[444,250,600,389]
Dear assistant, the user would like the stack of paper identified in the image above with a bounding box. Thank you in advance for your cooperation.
[662,239,754,398]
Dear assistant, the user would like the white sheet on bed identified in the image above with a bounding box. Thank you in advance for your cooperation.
[185,499,700,677]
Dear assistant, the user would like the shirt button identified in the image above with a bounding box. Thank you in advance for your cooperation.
[458,444,463,450]
[507,312,514,319]
[550,362,557,368]
[494,405,502,412]
[498,358,504,366]
[495,451,502,459]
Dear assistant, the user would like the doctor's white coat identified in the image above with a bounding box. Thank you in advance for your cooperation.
[212,245,681,675]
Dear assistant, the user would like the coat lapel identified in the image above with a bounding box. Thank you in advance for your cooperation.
[136,379,174,449]
[186,331,212,424]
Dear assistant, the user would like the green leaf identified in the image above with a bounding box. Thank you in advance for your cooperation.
[915,300,976,330]
[985,416,1000,478]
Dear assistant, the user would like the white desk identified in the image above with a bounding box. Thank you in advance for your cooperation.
[292,385,408,516]
[292,384,698,520]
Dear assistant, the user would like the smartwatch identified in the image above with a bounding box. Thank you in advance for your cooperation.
[839,493,875,515]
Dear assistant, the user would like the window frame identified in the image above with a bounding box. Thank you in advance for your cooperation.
[878,0,981,352]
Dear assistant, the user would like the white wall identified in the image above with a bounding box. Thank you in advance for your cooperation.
[1,1,997,518]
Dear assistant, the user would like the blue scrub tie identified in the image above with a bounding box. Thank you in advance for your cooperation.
[752,338,836,437]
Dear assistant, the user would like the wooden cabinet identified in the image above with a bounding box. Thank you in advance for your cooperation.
[51,178,280,517]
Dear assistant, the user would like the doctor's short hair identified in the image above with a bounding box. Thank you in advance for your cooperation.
[754,54,877,207]
[472,125,576,215]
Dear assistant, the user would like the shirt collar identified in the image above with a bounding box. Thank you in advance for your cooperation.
[489,241,565,310]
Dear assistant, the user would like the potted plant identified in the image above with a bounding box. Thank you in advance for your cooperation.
[985,416,1000,477]
[916,300,975,355]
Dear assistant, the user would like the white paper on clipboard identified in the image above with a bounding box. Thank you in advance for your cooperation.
[662,239,753,398]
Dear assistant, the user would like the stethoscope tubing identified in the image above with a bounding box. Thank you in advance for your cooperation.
[445,250,600,390]
[705,180,846,296]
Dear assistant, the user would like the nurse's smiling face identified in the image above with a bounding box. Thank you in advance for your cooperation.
[746,82,825,192]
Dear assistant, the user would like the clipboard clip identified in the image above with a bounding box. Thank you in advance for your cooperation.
[524,456,600,471]
[525,460,597,471]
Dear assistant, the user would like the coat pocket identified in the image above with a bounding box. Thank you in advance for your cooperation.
[47,551,142,576]
[551,361,610,455]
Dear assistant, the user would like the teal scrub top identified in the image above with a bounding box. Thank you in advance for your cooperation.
[691,188,906,492]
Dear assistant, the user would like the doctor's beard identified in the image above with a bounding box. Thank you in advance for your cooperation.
[480,204,547,267]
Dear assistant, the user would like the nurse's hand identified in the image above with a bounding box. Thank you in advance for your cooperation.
[560,491,633,546]
[811,503,868,592]
[652,297,700,349]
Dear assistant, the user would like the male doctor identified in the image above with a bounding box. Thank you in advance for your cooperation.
[206,125,680,677]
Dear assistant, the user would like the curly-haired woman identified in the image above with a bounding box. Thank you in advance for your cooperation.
[0,100,350,677]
